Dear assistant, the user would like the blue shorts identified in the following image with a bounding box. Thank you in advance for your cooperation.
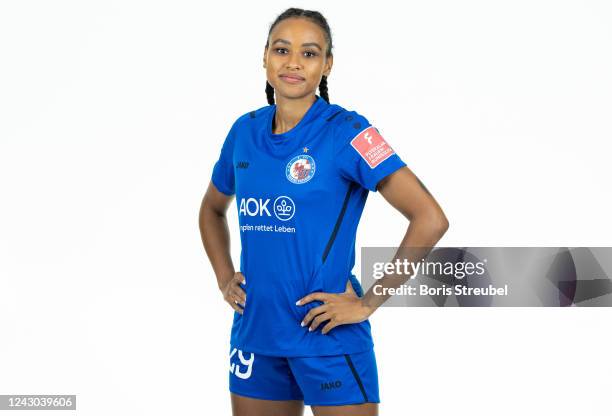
[228,344,380,406]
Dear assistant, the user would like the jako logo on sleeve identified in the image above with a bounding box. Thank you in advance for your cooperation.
[350,126,395,168]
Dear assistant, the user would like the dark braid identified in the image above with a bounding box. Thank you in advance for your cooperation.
[264,8,333,105]
[266,81,275,105]
[318,75,329,103]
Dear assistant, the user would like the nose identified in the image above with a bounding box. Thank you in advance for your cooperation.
[285,50,302,69]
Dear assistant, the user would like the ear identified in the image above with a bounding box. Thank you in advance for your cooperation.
[263,46,268,68]
[323,54,333,77]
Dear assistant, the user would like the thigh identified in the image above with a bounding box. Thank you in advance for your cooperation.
[311,402,378,416]
[231,393,304,416]
[288,348,380,410]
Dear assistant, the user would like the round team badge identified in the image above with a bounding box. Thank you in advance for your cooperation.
[285,154,316,184]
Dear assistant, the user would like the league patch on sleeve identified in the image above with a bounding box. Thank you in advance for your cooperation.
[349,126,396,168]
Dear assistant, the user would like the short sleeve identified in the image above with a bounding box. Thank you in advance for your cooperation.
[211,122,237,196]
[334,111,407,192]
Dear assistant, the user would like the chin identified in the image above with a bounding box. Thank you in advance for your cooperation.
[274,86,313,100]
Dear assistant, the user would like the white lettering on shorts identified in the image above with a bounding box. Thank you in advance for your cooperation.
[229,347,255,380]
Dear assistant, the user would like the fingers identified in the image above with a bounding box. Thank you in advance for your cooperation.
[232,272,247,304]
[307,311,334,332]
[225,289,245,312]
[230,284,246,306]
[297,292,337,334]
[224,272,246,313]
[227,299,244,314]
[321,320,339,335]
[224,288,245,311]
[235,271,246,285]
[296,292,327,306]
[301,304,328,328]
[229,292,245,309]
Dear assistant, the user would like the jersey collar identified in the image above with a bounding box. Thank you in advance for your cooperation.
[266,95,328,142]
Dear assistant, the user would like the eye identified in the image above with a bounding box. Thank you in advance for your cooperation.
[304,50,318,58]
[274,48,288,54]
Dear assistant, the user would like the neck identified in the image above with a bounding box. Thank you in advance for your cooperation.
[273,94,317,134]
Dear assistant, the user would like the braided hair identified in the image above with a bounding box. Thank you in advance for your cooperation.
[264,8,333,105]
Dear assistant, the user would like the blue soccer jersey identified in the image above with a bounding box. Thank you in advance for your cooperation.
[211,95,406,357]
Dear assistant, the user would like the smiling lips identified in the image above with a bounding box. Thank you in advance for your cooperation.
[280,74,305,84]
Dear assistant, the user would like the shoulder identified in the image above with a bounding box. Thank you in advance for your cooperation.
[221,104,272,149]
[326,103,373,149]
[231,104,272,130]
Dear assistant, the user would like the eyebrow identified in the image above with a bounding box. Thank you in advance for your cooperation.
[272,38,322,52]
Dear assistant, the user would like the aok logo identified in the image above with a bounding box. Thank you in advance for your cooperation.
[239,198,271,217]
[239,196,295,221]
[229,348,255,380]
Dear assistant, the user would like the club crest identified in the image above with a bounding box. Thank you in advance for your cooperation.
[286,154,316,184]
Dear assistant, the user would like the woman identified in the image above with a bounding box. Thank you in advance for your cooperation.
[199,8,449,416]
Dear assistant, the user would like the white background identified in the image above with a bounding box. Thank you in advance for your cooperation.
[1,1,611,415]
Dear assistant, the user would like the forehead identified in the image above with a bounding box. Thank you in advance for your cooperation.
[269,18,326,44]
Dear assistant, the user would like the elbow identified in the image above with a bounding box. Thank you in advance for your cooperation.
[431,208,449,235]
[416,212,449,239]
[435,216,449,237]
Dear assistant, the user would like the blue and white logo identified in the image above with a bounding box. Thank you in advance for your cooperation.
[273,196,295,221]
[286,154,316,184]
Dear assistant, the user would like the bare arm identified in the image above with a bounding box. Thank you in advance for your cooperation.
[360,165,450,311]
[199,181,246,313]
[298,166,450,333]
